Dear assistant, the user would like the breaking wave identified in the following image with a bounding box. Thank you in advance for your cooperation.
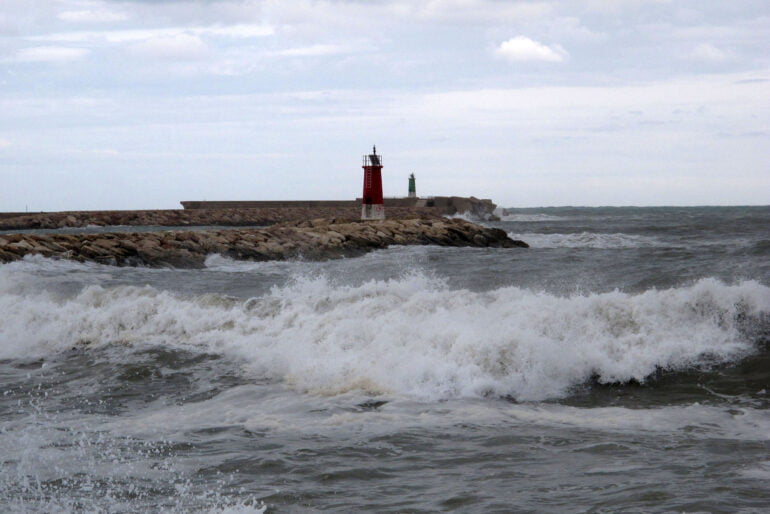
[444,211,497,222]
[509,231,663,249]
[1,261,768,401]
[501,214,569,222]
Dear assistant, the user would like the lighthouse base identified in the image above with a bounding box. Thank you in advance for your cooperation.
[361,203,385,220]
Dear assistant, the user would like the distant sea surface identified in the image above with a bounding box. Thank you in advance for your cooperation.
[1,206,769,512]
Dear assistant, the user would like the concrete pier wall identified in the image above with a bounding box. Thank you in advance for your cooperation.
[180,200,357,209]
[181,196,498,219]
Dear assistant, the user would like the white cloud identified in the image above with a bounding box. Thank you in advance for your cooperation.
[0,137,12,149]
[204,24,276,38]
[59,9,128,24]
[257,0,551,41]
[66,147,121,157]
[15,46,89,63]
[30,24,275,44]
[495,36,566,62]
[274,44,349,57]
[546,16,607,43]
[689,43,731,63]
[128,34,208,60]
[416,73,766,116]
[413,0,552,22]
[580,0,674,15]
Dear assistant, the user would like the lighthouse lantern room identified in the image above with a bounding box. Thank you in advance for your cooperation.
[361,145,385,220]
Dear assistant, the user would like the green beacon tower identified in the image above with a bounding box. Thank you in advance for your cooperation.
[408,173,416,198]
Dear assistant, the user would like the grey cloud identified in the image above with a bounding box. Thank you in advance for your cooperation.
[734,78,768,84]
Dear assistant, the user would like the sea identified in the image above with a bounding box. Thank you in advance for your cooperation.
[1,206,768,513]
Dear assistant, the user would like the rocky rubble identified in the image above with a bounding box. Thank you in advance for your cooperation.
[0,218,527,268]
[0,207,437,231]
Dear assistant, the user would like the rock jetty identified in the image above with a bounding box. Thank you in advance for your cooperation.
[0,206,436,231]
[0,218,527,268]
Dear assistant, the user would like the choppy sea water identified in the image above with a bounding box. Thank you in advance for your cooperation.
[1,206,769,513]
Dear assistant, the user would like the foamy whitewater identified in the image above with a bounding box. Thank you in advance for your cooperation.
[1,206,769,512]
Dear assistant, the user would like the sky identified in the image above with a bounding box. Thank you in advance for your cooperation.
[0,0,768,210]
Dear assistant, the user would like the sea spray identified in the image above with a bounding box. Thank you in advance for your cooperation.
[2,259,768,401]
[500,213,570,222]
[506,231,664,249]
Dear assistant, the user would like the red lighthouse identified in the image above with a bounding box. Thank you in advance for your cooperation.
[361,145,385,220]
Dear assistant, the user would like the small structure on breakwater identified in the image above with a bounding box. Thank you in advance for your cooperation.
[361,145,385,220]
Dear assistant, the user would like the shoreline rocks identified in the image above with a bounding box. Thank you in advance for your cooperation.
[0,207,438,231]
[0,218,527,268]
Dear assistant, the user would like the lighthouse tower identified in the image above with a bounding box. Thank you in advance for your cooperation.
[408,173,416,198]
[361,145,385,220]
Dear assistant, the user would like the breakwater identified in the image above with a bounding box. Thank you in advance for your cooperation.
[0,207,435,231]
[0,218,527,268]
[180,196,500,219]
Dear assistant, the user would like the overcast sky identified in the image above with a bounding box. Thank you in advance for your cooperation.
[1,0,768,210]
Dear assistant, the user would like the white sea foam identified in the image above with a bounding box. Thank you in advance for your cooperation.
[99,382,770,445]
[501,213,569,222]
[444,211,497,222]
[444,211,473,221]
[203,253,306,273]
[509,231,663,249]
[203,246,431,278]
[1,260,768,401]
[740,461,770,479]
[0,406,269,512]
[504,402,770,440]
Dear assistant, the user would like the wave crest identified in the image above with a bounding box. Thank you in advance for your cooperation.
[501,214,569,222]
[1,264,768,401]
[508,232,663,249]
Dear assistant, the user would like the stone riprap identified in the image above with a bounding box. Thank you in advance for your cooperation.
[0,207,437,231]
[0,218,527,268]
